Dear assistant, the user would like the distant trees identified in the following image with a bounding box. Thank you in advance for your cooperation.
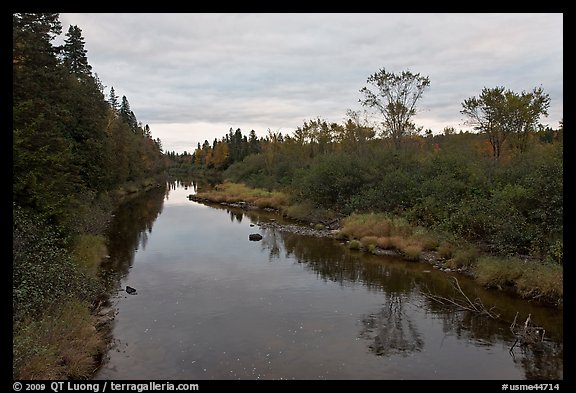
[360,68,430,149]
[461,86,550,160]
[181,128,263,171]
[120,95,138,130]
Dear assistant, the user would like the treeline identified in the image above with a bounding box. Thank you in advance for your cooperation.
[13,13,167,379]
[176,68,562,264]
[166,127,262,173]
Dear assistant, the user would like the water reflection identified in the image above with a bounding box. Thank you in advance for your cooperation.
[99,181,563,380]
[101,184,166,283]
[229,210,243,223]
[512,341,563,380]
[359,295,424,356]
[236,207,563,379]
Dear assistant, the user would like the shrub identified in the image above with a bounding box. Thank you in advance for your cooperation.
[402,244,422,261]
[348,240,361,250]
[376,236,393,249]
[360,236,379,247]
[13,205,102,321]
[474,256,563,304]
[547,240,563,265]
[437,241,455,259]
[446,247,479,269]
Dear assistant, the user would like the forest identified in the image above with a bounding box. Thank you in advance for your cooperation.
[13,13,168,379]
[13,12,562,380]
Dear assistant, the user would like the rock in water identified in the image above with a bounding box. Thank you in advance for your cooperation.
[249,233,263,241]
[126,286,137,295]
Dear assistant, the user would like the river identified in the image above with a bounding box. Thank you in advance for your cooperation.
[94,180,563,380]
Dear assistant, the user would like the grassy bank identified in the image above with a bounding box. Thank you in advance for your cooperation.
[13,219,111,379]
[338,213,563,306]
[13,300,107,379]
[192,182,563,307]
[193,181,290,210]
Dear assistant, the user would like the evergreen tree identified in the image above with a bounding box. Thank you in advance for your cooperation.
[62,25,92,76]
[120,95,137,130]
[109,86,119,112]
[13,13,79,221]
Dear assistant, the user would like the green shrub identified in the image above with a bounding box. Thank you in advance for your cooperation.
[547,240,563,265]
[13,206,102,322]
[402,244,422,261]
[447,247,479,269]
[348,240,361,250]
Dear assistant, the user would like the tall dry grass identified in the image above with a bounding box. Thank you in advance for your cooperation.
[13,300,106,380]
[339,213,431,260]
[195,182,290,209]
[475,256,563,305]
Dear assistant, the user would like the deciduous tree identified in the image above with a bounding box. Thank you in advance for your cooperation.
[360,68,430,149]
[461,86,550,160]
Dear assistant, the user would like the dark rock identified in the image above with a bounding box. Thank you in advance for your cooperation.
[126,285,137,295]
[249,233,263,241]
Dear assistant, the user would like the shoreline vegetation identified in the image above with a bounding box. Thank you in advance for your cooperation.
[190,181,563,308]
[13,179,165,380]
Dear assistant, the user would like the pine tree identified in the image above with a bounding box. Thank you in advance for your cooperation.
[13,13,62,101]
[109,86,119,112]
[62,25,92,76]
[120,95,138,130]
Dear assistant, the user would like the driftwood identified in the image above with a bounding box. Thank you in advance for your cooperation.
[421,276,500,319]
[509,312,545,351]
[422,277,547,353]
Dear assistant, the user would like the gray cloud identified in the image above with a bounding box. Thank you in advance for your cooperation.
[58,13,563,153]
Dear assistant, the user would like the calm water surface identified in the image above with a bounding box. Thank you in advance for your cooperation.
[94,181,563,380]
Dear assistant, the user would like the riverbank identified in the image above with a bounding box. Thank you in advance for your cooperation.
[190,182,563,308]
[13,177,166,380]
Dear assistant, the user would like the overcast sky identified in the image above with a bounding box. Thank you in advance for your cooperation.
[57,13,563,154]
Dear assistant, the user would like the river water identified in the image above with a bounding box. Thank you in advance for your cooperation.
[94,180,563,380]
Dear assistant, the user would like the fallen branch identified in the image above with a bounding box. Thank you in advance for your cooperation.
[509,312,545,351]
[421,276,500,319]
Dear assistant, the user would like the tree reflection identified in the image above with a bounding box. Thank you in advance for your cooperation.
[260,227,281,261]
[259,224,562,376]
[359,295,424,356]
[512,340,563,380]
[173,196,563,378]
[228,210,243,223]
[100,183,167,284]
